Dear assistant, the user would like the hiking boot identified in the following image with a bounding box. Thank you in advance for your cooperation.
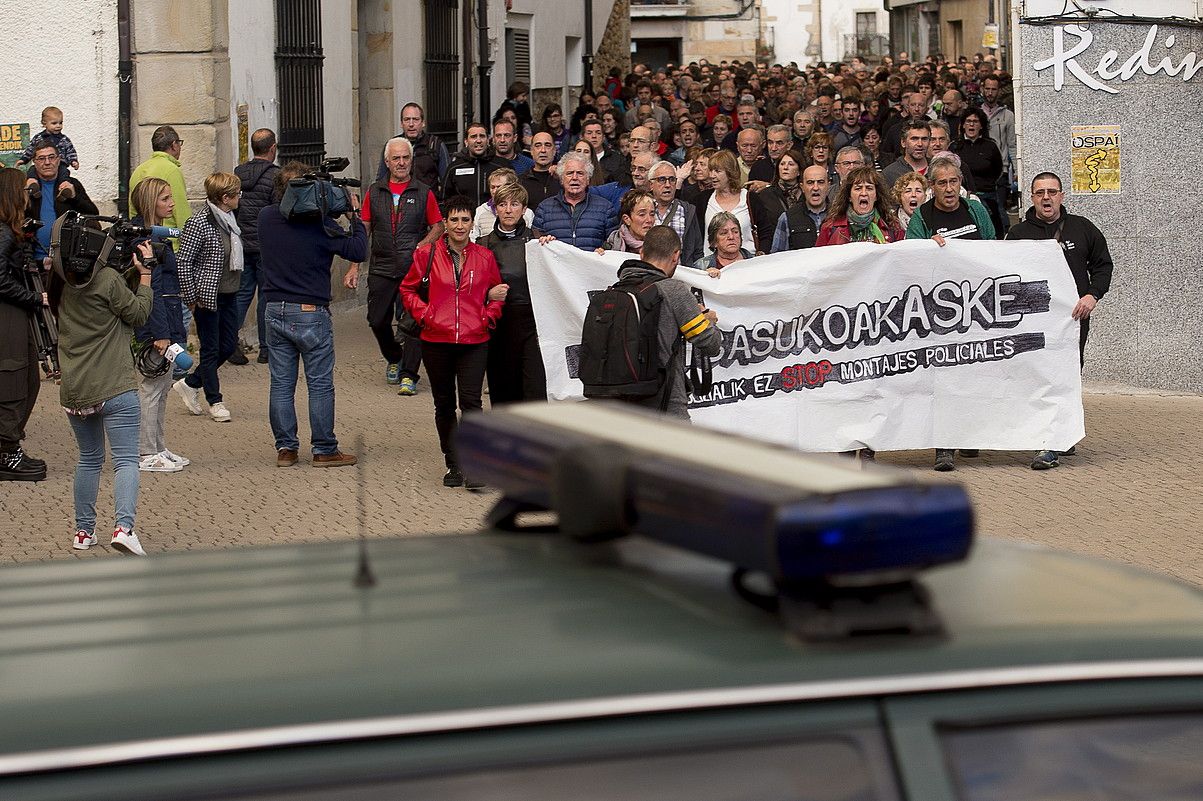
[173,379,203,415]
[312,451,357,468]
[111,526,147,556]
[277,448,298,467]
[397,377,418,396]
[385,363,400,385]
[1031,450,1060,470]
[933,449,956,472]
[72,529,97,551]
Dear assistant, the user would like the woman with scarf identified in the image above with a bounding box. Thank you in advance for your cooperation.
[816,166,905,246]
[749,148,805,254]
[892,171,929,232]
[600,189,656,254]
[174,172,244,423]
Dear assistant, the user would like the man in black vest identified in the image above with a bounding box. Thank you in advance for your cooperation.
[770,165,828,252]
[346,137,444,394]
[375,102,450,198]
[441,122,506,208]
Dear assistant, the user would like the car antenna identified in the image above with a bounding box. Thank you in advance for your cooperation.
[353,432,376,588]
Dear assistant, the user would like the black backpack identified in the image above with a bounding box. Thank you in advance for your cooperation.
[579,273,677,403]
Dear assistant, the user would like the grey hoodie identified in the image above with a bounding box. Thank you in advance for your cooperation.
[615,259,721,419]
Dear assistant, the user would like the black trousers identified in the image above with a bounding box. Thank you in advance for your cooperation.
[366,273,422,380]
[422,341,488,463]
[0,336,39,453]
[486,303,546,405]
[1079,317,1090,369]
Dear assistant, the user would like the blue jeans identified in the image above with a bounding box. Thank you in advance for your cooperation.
[185,294,240,404]
[66,390,140,533]
[235,251,267,350]
[266,302,337,454]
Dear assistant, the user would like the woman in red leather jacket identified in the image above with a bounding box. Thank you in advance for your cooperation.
[401,195,506,488]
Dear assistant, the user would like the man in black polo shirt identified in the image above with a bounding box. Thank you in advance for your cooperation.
[345,137,444,395]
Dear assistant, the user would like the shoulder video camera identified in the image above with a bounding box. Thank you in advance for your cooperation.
[281,156,362,223]
[49,212,166,282]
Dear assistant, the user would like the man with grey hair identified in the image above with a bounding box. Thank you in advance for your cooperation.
[735,126,765,186]
[748,123,792,187]
[905,156,994,474]
[532,151,616,250]
[346,135,444,391]
[629,151,657,192]
[648,160,703,265]
[826,145,867,204]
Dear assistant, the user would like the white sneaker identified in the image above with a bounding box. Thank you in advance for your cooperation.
[210,401,231,422]
[72,529,97,550]
[173,379,203,415]
[111,526,146,556]
[160,449,190,467]
[139,453,183,473]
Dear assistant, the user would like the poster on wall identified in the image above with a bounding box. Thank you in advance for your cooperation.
[1070,125,1121,195]
[0,123,30,168]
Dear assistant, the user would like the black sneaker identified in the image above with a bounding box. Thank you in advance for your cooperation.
[464,477,486,490]
[933,449,956,472]
[0,450,47,482]
[256,349,269,364]
[9,448,45,469]
[227,349,249,365]
[1031,450,1060,470]
[959,449,980,458]
[443,466,464,487]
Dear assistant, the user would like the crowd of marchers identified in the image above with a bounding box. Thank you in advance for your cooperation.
[0,51,1114,555]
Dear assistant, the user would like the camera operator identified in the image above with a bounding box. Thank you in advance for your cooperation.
[257,161,367,468]
[56,224,154,555]
[0,168,49,482]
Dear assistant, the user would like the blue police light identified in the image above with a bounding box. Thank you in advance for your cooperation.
[456,403,974,587]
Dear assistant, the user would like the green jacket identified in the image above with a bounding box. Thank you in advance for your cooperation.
[128,151,192,232]
[905,196,996,241]
[57,267,152,409]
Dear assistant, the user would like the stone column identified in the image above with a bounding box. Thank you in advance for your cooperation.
[130,0,232,211]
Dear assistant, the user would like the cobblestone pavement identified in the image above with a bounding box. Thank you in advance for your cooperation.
[3,308,1201,587]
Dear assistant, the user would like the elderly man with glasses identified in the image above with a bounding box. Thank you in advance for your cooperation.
[826,146,868,205]
[647,160,703,265]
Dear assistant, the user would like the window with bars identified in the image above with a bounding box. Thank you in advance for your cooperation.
[424,0,460,146]
[275,0,326,166]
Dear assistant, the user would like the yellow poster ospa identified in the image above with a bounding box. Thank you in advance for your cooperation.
[1070,126,1120,195]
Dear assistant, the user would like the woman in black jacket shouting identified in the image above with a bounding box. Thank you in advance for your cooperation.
[952,109,1005,235]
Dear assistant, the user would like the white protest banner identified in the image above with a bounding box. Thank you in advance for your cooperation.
[526,239,1085,453]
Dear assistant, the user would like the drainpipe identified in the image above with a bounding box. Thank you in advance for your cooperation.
[583,0,594,91]
[117,0,132,213]
[478,0,492,122]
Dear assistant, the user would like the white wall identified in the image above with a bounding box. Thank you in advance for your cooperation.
[820,1,888,65]
[762,0,817,65]
[227,0,278,167]
[322,1,357,174]
[0,1,120,209]
[761,0,887,66]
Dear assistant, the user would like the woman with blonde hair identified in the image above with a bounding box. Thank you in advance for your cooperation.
[175,171,244,423]
[702,149,754,256]
[892,171,929,231]
[130,177,189,472]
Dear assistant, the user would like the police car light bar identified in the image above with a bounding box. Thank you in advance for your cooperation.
[456,403,974,587]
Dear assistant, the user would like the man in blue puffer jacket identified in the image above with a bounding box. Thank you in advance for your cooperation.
[531,152,616,250]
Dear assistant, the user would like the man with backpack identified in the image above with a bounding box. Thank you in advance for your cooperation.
[578,226,721,419]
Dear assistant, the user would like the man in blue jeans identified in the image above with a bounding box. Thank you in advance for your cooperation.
[234,128,281,364]
[257,162,368,467]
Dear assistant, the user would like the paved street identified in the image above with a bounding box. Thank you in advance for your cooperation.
[2,308,1200,587]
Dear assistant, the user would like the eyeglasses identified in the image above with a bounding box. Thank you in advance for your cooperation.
[650,176,676,184]
[631,166,651,174]
[1032,189,1061,197]
[835,160,864,168]
[33,155,58,163]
